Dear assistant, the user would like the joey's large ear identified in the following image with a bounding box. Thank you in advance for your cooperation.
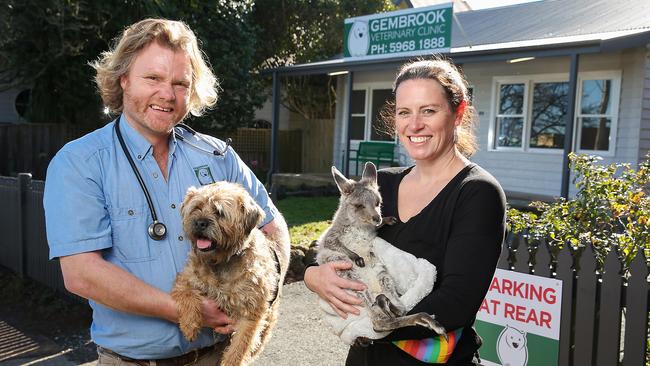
[331,166,353,195]
[361,162,377,183]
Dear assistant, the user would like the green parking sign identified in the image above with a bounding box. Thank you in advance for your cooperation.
[344,3,452,59]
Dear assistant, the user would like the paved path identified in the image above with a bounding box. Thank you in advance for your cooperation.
[254,281,348,365]
[3,282,349,366]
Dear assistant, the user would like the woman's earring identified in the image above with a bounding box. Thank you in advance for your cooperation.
[453,127,459,144]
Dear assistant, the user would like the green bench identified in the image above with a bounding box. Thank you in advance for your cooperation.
[349,141,398,175]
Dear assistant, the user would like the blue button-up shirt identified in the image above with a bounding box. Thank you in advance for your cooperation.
[43,114,278,359]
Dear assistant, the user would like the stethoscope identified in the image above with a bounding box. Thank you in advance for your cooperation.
[114,118,231,240]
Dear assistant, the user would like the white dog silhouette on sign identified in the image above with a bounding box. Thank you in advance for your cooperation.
[347,21,369,57]
[497,325,528,366]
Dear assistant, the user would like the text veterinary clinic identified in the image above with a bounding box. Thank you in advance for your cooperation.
[367,9,448,54]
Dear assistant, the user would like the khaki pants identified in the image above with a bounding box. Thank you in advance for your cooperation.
[97,341,229,366]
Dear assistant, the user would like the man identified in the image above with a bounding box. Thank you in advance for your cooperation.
[43,18,289,365]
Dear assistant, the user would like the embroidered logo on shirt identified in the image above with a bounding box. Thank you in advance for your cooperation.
[194,165,215,185]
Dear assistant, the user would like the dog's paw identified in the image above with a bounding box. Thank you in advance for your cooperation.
[413,313,447,340]
[180,323,200,341]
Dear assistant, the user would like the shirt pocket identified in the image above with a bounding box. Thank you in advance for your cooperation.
[108,204,162,262]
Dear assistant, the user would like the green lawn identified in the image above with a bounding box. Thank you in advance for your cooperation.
[275,196,339,247]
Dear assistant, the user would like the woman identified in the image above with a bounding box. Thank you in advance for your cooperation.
[304,58,506,365]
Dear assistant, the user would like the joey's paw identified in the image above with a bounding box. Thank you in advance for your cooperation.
[374,294,400,317]
[353,337,373,348]
[353,255,365,267]
[383,216,398,226]
[414,313,447,340]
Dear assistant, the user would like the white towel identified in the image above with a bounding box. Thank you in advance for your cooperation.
[319,237,436,345]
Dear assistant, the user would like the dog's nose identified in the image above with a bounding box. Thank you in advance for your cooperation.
[194,219,210,231]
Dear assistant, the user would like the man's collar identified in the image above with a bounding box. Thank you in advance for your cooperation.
[118,114,179,161]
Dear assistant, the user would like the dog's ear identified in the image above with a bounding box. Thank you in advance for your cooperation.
[331,166,353,195]
[181,186,199,215]
[360,162,377,183]
[242,197,264,234]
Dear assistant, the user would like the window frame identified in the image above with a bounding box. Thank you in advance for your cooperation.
[351,82,396,143]
[349,89,367,141]
[574,71,621,156]
[488,71,620,156]
[492,78,529,151]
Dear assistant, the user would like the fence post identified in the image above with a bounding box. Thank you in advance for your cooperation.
[16,173,32,278]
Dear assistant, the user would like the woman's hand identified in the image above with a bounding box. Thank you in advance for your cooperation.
[304,261,366,319]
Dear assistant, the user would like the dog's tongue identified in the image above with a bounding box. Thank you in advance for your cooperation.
[196,239,212,250]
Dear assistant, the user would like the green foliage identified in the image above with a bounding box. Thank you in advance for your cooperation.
[508,153,650,271]
[252,0,397,119]
[0,1,263,130]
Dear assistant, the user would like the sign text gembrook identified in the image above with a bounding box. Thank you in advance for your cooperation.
[344,3,452,60]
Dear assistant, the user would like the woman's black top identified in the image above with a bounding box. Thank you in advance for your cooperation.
[346,164,506,366]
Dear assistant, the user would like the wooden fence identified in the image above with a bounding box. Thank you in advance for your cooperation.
[498,234,648,366]
[0,123,91,180]
[0,173,648,365]
[0,123,303,182]
[285,118,334,173]
[0,174,68,295]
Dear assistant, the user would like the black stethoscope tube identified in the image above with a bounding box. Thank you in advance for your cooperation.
[114,118,231,241]
[115,118,168,240]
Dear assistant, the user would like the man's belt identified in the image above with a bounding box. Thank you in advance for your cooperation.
[98,344,215,366]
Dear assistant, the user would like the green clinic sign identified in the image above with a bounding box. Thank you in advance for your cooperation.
[343,3,452,59]
[475,269,563,366]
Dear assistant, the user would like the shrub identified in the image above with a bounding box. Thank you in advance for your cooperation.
[507,153,650,272]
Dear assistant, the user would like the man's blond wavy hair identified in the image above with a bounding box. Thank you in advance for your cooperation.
[91,18,218,117]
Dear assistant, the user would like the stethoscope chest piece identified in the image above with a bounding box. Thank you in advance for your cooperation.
[148,221,167,241]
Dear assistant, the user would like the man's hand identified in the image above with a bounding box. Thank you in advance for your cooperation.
[201,298,236,334]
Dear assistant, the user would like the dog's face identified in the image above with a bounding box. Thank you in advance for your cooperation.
[181,182,264,263]
[502,326,527,350]
[351,21,367,40]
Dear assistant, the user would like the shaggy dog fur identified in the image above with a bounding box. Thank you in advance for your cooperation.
[171,182,289,366]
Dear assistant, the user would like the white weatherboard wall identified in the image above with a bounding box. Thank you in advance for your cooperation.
[467,47,647,197]
[0,88,22,123]
[640,44,650,163]
[333,46,649,197]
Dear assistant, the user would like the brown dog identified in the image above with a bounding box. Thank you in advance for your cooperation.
[171,182,289,366]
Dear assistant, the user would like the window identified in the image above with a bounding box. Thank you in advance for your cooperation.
[491,73,619,154]
[370,89,393,141]
[349,86,394,142]
[529,82,568,149]
[349,90,366,140]
[577,79,616,152]
[15,89,31,118]
[495,83,525,148]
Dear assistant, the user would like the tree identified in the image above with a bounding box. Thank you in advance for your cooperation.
[252,0,396,120]
[0,1,263,130]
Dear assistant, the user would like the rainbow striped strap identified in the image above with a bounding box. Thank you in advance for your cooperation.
[392,328,463,364]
